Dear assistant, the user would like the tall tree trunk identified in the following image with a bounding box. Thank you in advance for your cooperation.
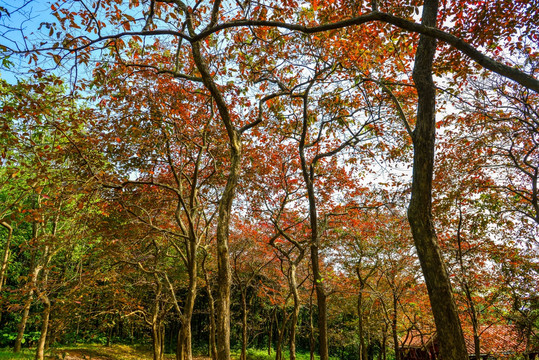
[392,294,399,360]
[312,252,328,360]
[309,290,316,360]
[35,243,52,360]
[0,221,12,293]
[299,91,328,360]
[407,1,469,359]
[191,38,243,360]
[152,322,164,360]
[161,324,165,359]
[35,294,51,360]
[356,268,367,360]
[17,201,42,353]
[268,309,273,356]
[382,323,388,360]
[14,293,32,352]
[106,324,112,347]
[457,205,481,360]
[275,306,288,360]
[177,266,197,360]
[213,141,239,360]
[241,289,248,360]
[289,264,300,360]
[14,258,39,352]
[202,253,218,360]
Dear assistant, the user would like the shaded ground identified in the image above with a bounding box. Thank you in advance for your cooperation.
[47,344,179,360]
[0,344,214,360]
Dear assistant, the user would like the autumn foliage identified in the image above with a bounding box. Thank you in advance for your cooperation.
[0,1,538,360]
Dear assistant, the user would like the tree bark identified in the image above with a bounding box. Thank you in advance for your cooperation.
[275,306,288,360]
[457,206,481,360]
[299,91,328,360]
[240,289,248,360]
[356,268,367,360]
[309,290,316,360]
[202,253,217,360]
[392,294,400,360]
[191,37,242,360]
[35,294,51,360]
[382,324,388,360]
[14,294,32,352]
[177,268,197,360]
[407,1,469,360]
[16,199,42,353]
[0,221,12,293]
[152,322,165,360]
[268,309,273,356]
[14,256,40,352]
[289,264,300,360]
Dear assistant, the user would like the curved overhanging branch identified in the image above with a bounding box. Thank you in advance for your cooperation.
[10,7,535,92]
[192,11,539,93]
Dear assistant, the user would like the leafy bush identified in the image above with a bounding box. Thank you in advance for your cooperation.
[0,329,40,348]
[240,348,340,360]
[246,348,273,360]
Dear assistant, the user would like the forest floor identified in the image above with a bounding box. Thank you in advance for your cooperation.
[1,344,213,360]
[46,344,193,360]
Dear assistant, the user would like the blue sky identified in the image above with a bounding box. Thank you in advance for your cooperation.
[0,0,58,83]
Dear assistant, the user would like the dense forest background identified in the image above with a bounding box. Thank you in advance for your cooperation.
[0,1,538,360]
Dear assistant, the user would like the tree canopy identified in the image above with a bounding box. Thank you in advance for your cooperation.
[0,1,537,360]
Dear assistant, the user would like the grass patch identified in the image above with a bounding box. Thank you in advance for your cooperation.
[245,348,273,360]
[232,348,333,360]
[0,348,35,359]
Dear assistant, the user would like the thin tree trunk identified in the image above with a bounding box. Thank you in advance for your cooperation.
[241,289,248,360]
[407,1,469,359]
[268,309,273,356]
[177,269,197,360]
[107,324,112,347]
[275,306,288,360]
[19,200,43,353]
[191,38,243,360]
[213,146,239,360]
[161,324,165,359]
[356,268,367,360]
[457,205,481,360]
[289,264,300,360]
[14,258,39,352]
[152,322,164,360]
[392,294,399,360]
[0,221,12,293]
[299,90,328,360]
[14,293,33,352]
[382,324,387,360]
[202,253,218,360]
[275,310,281,360]
[35,294,51,360]
[309,290,316,360]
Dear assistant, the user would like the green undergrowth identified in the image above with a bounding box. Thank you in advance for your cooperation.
[0,348,35,359]
[232,348,336,360]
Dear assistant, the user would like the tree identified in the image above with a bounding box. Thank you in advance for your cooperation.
[89,65,222,360]
[0,75,93,357]
[1,1,538,359]
[230,219,276,360]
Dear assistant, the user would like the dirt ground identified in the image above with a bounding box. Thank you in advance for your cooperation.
[46,344,182,360]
